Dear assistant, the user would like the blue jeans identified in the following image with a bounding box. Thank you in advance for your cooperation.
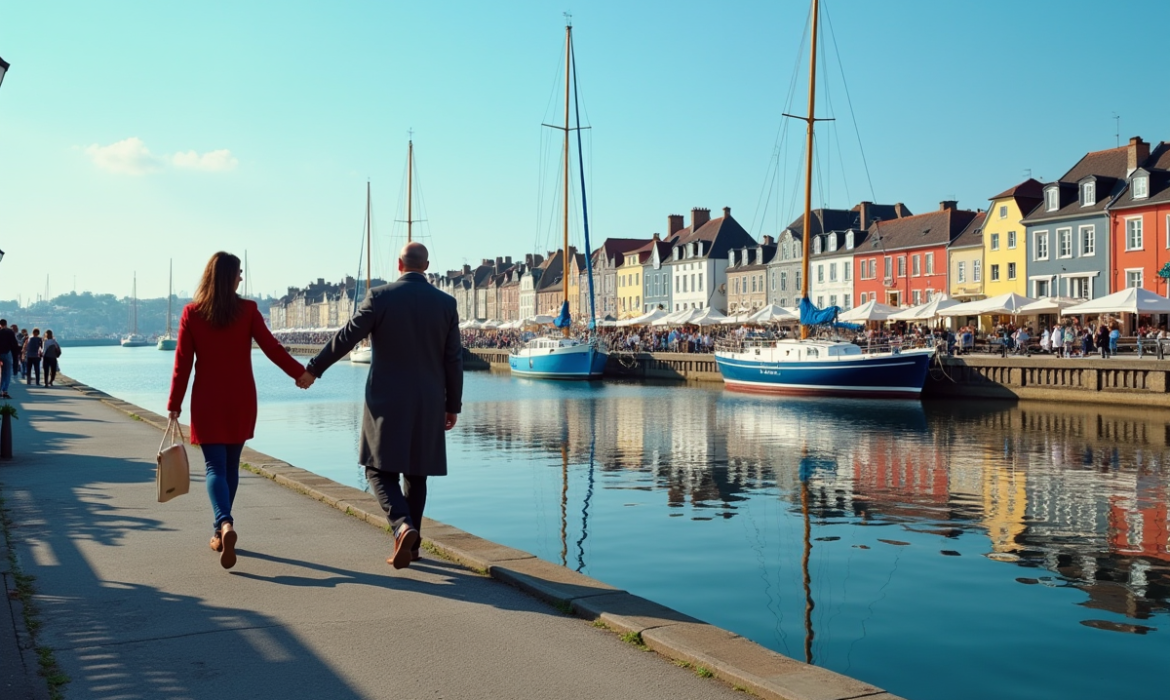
[0,352,11,393]
[203,443,244,532]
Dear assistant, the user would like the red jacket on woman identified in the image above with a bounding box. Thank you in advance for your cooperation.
[168,300,305,445]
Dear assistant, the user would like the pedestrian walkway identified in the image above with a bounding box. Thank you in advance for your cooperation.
[0,378,901,700]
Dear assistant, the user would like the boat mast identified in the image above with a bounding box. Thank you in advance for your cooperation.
[166,260,173,336]
[132,272,138,335]
[365,181,372,289]
[561,23,572,337]
[407,138,413,243]
[798,0,821,340]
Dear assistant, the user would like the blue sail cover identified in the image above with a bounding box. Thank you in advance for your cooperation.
[555,300,572,329]
[799,296,862,331]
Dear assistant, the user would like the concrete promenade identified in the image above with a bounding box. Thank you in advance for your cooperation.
[0,378,904,700]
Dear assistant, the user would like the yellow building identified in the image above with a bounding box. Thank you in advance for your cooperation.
[983,179,1043,298]
[949,212,985,303]
[616,248,649,318]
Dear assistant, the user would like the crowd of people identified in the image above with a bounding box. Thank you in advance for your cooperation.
[0,320,63,399]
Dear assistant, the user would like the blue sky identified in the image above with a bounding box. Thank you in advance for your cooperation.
[2,0,1168,301]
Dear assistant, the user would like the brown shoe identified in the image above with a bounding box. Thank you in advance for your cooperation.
[210,533,223,552]
[388,524,419,570]
[220,527,238,570]
[411,549,422,562]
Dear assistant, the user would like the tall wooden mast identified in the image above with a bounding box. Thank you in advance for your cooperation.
[562,23,572,337]
[798,0,820,340]
[407,139,414,243]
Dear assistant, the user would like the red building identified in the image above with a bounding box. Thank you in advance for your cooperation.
[1108,139,1170,296]
[853,202,978,308]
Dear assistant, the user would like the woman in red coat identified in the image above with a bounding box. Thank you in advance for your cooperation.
[167,252,312,569]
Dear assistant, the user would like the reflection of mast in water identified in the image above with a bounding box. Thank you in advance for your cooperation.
[560,443,569,567]
[574,400,597,573]
[800,474,815,666]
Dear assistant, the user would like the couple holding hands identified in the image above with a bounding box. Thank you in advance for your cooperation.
[167,243,463,570]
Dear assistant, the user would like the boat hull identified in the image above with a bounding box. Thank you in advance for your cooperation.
[715,347,934,397]
[349,346,372,364]
[156,338,176,351]
[509,344,607,379]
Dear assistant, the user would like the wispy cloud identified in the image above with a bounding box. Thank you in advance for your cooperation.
[85,137,237,175]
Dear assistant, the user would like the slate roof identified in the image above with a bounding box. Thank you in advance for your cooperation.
[864,206,979,254]
[989,178,1045,202]
[535,250,565,292]
[1022,146,1131,223]
[728,244,777,272]
[1110,142,1170,210]
[950,211,987,250]
[667,212,757,261]
[784,203,912,238]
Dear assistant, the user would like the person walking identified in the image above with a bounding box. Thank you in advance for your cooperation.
[22,329,43,385]
[0,320,21,399]
[12,326,24,379]
[167,252,314,570]
[304,241,463,570]
[42,330,61,386]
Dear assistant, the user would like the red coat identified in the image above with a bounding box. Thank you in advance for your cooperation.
[167,300,305,445]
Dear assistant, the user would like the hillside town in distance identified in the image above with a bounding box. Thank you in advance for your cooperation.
[266,137,1169,334]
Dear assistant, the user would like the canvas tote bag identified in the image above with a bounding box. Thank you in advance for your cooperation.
[156,419,190,503]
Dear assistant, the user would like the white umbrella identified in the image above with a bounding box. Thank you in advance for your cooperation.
[691,307,730,326]
[618,308,668,327]
[888,295,962,321]
[652,307,704,327]
[1061,287,1170,315]
[481,320,501,329]
[745,304,799,324]
[1015,296,1081,314]
[458,320,475,329]
[839,299,899,322]
[523,315,556,326]
[939,292,1036,317]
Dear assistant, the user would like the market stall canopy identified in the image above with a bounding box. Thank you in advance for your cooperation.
[1014,296,1081,314]
[522,315,556,326]
[617,308,668,327]
[652,307,704,327]
[939,292,1036,317]
[839,299,899,322]
[743,304,799,324]
[691,307,730,327]
[888,295,961,321]
[1061,287,1170,315]
[481,320,501,329]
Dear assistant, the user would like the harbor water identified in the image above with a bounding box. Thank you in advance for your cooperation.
[57,346,1168,700]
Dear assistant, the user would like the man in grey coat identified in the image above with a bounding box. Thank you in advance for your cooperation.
[303,242,463,569]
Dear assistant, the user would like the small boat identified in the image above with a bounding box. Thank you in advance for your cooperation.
[122,272,150,347]
[713,0,933,397]
[510,20,607,380]
[157,260,176,350]
[349,182,374,364]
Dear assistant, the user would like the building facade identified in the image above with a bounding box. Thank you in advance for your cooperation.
[1109,140,1170,298]
[983,179,1044,298]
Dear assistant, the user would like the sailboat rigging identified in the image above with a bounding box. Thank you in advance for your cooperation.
[509,19,607,379]
[713,0,933,397]
[121,272,148,347]
[157,260,177,351]
[349,181,375,364]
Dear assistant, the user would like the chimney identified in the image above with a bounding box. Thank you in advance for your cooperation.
[505,256,513,265]
[652,232,660,241]
[317,278,325,286]
[692,207,711,230]
[939,201,957,211]
[495,256,504,267]
[894,202,909,218]
[481,258,492,267]
[722,206,731,218]
[762,235,775,245]
[857,201,872,227]
[1127,136,1150,175]
[667,214,685,236]
[462,264,472,275]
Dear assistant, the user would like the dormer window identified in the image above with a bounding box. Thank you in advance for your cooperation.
[813,237,822,254]
[1045,187,1060,212]
[1081,181,1096,207]
[1133,175,1149,199]
[673,247,681,261]
[828,236,837,252]
[845,231,854,250]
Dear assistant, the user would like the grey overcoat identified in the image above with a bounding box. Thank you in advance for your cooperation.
[307,272,463,475]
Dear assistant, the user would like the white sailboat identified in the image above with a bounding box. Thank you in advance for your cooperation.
[157,260,176,350]
[121,272,149,347]
[714,0,933,397]
[509,20,607,380]
[349,181,375,364]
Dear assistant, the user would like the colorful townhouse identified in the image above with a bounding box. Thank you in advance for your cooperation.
[1108,140,1170,296]
[590,239,648,319]
[810,228,860,310]
[725,238,776,314]
[983,179,1044,297]
[616,245,653,318]
[640,232,677,313]
[948,212,986,303]
[768,202,909,308]
[1022,140,1146,300]
[853,202,977,308]
[663,207,756,312]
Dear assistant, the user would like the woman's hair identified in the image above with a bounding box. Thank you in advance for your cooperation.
[32,328,40,336]
[45,330,53,339]
[193,252,242,327]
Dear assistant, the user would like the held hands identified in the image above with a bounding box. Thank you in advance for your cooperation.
[444,413,458,431]
[296,371,316,390]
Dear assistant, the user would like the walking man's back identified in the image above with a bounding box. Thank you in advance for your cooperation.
[304,241,463,569]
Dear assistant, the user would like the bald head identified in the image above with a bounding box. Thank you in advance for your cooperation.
[398,242,430,273]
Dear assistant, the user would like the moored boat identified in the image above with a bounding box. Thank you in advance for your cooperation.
[510,337,607,379]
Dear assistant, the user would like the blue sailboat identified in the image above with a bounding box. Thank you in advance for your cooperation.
[510,20,608,380]
[714,0,933,397]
